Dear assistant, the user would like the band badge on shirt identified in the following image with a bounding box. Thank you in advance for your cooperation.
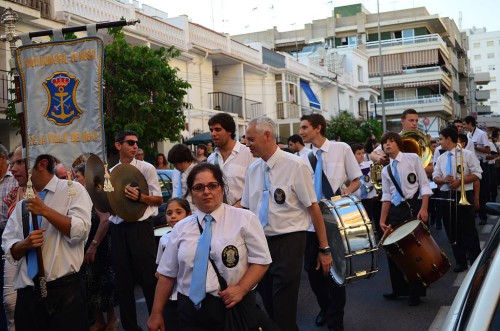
[363,174,370,183]
[407,173,417,184]
[222,245,239,268]
[456,165,462,175]
[274,188,286,204]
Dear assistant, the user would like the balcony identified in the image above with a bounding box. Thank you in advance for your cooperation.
[6,0,50,18]
[208,92,262,119]
[476,90,490,101]
[458,58,468,75]
[277,101,301,119]
[375,94,453,117]
[474,72,491,85]
[365,34,446,51]
[477,105,491,114]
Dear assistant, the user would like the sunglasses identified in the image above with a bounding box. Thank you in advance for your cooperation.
[120,140,139,146]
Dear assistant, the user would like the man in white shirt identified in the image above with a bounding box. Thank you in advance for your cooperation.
[287,134,310,157]
[463,116,490,225]
[242,116,332,331]
[207,113,254,207]
[299,114,361,331]
[109,130,163,331]
[2,154,92,330]
[433,126,482,273]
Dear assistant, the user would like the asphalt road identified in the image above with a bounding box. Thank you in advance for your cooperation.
[118,215,498,331]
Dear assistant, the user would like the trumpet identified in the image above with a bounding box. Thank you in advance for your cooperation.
[370,162,383,196]
[455,145,470,206]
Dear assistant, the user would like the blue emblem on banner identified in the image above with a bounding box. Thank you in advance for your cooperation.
[43,72,82,126]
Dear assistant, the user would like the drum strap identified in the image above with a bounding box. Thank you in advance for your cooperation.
[387,165,405,200]
[387,165,420,217]
[308,152,336,198]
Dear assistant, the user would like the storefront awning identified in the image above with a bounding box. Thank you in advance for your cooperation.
[404,80,440,88]
[300,80,321,109]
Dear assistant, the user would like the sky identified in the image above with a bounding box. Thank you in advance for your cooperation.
[140,0,500,35]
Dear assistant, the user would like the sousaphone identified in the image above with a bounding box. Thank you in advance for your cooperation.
[107,163,149,222]
[85,154,113,213]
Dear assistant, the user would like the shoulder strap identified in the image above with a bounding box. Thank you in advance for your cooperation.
[196,220,228,290]
[308,151,336,199]
[387,164,405,199]
[21,200,30,239]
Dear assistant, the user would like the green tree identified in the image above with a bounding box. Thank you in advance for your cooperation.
[326,111,382,144]
[104,27,190,156]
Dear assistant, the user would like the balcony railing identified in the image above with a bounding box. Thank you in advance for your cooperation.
[7,0,50,18]
[208,92,263,119]
[376,94,450,108]
[366,34,444,49]
[277,102,300,119]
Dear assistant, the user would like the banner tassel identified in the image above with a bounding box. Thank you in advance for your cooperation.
[103,163,114,192]
[67,171,76,197]
[25,172,35,199]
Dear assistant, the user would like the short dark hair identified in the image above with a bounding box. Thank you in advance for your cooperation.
[463,115,476,127]
[350,143,364,154]
[115,130,138,142]
[186,162,225,194]
[287,134,304,146]
[457,133,468,146]
[364,138,377,154]
[165,197,191,215]
[300,114,326,136]
[75,163,86,176]
[380,132,403,152]
[401,108,418,120]
[34,154,56,174]
[197,144,209,157]
[167,144,195,164]
[208,113,236,140]
[440,126,458,143]
[453,119,463,125]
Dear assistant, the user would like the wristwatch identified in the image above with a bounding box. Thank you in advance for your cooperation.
[319,246,331,254]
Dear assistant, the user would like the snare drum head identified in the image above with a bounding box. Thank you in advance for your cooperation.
[383,220,420,246]
[320,200,347,285]
[154,225,173,237]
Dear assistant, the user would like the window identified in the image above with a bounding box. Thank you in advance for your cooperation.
[473,42,481,48]
[488,41,494,47]
[488,53,495,59]
[474,54,481,60]
[358,65,364,82]
[402,29,415,44]
[348,36,357,46]
[475,66,482,72]
[492,76,497,82]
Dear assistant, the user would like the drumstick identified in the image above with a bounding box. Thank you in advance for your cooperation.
[376,225,393,249]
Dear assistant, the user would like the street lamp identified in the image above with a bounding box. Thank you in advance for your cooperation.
[377,0,386,132]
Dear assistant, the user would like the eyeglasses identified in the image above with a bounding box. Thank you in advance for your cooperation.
[120,140,139,146]
[191,182,221,192]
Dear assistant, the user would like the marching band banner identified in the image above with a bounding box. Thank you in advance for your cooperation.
[15,36,105,168]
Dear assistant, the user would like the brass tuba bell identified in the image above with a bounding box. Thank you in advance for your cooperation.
[400,130,433,168]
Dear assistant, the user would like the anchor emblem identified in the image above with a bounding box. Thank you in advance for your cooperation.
[43,71,82,126]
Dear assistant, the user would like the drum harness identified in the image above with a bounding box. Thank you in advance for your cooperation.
[387,164,417,218]
[308,152,339,198]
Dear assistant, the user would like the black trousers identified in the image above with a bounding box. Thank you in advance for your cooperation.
[257,231,306,331]
[15,273,87,331]
[478,161,490,221]
[110,220,158,331]
[304,232,345,331]
[440,190,481,267]
[385,199,426,299]
[489,164,498,202]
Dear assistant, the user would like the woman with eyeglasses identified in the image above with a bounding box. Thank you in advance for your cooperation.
[147,163,272,331]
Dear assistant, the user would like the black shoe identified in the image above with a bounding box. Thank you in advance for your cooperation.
[315,309,327,327]
[383,292,400,300]
[453,265,468,273]
[408,297,421,306]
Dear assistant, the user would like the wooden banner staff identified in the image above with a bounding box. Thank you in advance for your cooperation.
[0,8,140,297]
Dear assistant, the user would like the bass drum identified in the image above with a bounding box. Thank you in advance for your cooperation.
[319,195,378,285]
[382,219,450,286]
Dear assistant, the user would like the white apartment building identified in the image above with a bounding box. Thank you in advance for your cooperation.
[467,27,500,115]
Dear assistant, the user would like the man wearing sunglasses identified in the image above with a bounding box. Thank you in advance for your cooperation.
[109,130,162,331]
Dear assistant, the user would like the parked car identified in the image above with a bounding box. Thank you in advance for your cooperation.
[151,169,174,227]
[441,202,500,331]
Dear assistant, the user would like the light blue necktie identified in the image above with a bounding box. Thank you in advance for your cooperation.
[258,164,270,227]
[214,153,220,167]
[27,189,48,279]
[314,150,323,200]
[360,177,368,199]
[177,171,183,197]
[446,152,453,176]
[391,160,403,206]
[189,215,214,309]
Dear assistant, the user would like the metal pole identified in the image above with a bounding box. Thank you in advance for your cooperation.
[377,0,386,132]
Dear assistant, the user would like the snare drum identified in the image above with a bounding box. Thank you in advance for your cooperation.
[382,220,450,286]
[319,195,378,285]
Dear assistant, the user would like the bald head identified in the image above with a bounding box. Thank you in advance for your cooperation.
[55,163,68,179]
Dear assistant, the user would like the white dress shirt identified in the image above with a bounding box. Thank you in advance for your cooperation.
[381,152,432,202]
[487,141,497,165]
[207,141,255,206]
[109,159,162,225]
[2,176,92,289]
[297,146,311,157]
[242,148,318,236]
[466,127,489,161]
[432,146,482,192]
[353,160,377,200]
[172,162,197,211]
[158,204,271,297]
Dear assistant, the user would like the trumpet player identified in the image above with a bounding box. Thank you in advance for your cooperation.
[432,127,482,273]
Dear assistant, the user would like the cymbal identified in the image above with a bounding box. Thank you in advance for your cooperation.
[85,154,113,213]
[107,164,149,222]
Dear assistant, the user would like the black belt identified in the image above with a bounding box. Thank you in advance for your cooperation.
[32,271,81,290]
